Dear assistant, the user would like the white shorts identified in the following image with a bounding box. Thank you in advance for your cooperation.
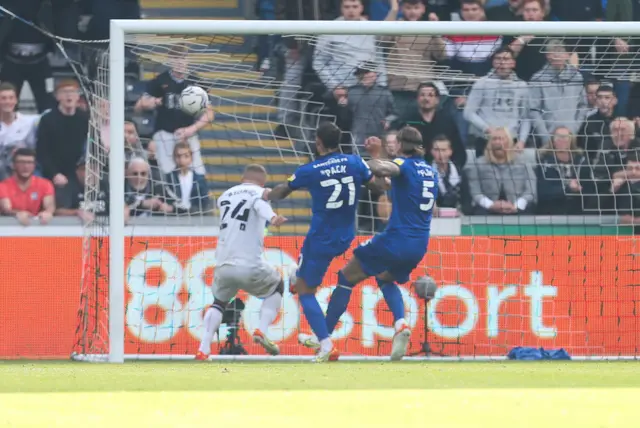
[212,262,282,302]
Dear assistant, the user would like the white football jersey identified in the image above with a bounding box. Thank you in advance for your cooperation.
[0,112,38,150]
[215,183,276,267]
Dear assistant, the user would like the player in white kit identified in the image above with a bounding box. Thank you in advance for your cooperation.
[196,164,287,360]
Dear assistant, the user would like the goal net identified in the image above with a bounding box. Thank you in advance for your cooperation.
[70,20,640,362]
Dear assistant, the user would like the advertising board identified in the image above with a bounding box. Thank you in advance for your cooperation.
[1,235,638,358]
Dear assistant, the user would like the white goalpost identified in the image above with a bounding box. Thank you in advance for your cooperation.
[70,19,640,363]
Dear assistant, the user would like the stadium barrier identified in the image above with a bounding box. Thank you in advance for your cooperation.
[1,229,638,359]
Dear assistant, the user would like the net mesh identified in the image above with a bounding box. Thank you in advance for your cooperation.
[69,29,640,360]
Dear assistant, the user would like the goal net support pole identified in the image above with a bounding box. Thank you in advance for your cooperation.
[109,21,126,364]
[106,19,640,363]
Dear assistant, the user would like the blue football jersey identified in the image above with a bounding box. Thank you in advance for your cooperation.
[288,152,373,248]
[385,155,438,238]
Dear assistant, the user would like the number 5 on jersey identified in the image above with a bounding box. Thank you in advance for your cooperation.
[421,180,435,211]
[321,176,355,209]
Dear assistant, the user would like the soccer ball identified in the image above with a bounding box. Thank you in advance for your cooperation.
[179,86,209,116]
[413,275,437,301]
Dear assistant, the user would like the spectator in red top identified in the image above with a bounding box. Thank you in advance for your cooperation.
[0,148,54,225]
[444,0,502,78]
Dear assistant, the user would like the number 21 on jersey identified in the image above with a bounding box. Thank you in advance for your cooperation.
[320,176,355,209]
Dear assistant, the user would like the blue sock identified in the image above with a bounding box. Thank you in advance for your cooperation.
[377,278,405,322]
[299,294,330,341]
[325,271,355,335]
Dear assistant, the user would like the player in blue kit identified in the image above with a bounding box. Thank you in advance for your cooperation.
[299,126,438,361]
[264,122,388,362]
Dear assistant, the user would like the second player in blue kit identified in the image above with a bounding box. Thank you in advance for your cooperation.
[355,129,437,287]
[265,122,384,362]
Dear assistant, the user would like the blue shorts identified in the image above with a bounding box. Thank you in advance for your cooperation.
[353,232,428,284]
[297,242,349,288]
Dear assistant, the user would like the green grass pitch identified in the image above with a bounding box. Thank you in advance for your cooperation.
[1,361,639,427]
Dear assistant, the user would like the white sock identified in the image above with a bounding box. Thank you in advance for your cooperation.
[198,307,223,354]
[394,318,407,331]
[320,337,333,353]
[259,292,282,334]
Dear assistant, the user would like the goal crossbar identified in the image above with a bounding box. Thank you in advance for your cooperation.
[110,19,640,36]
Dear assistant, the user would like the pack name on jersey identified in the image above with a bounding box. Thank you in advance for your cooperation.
[320,164,347,177]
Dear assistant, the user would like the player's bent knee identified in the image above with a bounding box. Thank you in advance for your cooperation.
[341,257,368,285]
[294,277,315,295]
[376,272,395,286]
[212,299,227,313]
[275,279,285,296]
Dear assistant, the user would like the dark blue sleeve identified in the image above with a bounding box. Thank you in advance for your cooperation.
[392,158,408,177]
[358,157,373,183]
[287,164,311,190]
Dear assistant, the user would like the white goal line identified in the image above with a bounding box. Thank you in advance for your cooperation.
[71,354,640,363]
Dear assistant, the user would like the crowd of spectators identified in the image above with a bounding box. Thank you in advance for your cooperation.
[0,0,212,226]
[0,76,212,226]
[264,0,640,230]
[3,0,640,228]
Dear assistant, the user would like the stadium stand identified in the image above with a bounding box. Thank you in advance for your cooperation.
[1,0,639,233]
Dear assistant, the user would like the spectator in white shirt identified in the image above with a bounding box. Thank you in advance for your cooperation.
[164,142,211,215]
[0,82,39,180]
[312,0,389,97]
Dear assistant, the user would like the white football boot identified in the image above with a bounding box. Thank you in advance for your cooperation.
[298,333,321,350]
[312,344,339,363]
[390,321,411,361]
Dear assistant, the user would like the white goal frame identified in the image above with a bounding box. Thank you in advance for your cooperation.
[107,19,640,363]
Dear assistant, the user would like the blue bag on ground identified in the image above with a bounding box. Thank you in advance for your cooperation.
[507,347,571,360]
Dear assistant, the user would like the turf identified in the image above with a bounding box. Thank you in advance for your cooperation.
[1,361,639,427]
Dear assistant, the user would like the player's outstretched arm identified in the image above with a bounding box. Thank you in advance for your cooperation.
[270,215,288,227]
[264,183,293,202]
[368,159,401,178]
[254,197,288,227]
